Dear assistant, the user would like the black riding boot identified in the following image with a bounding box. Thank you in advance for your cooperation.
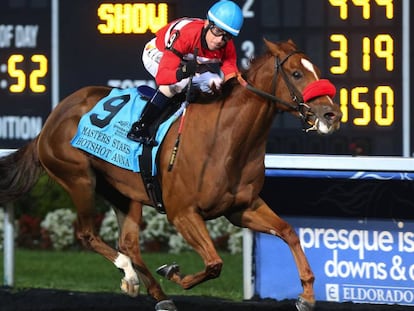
[127,90,170,145]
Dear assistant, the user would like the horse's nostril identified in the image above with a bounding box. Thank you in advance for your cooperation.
[324,112,336,121]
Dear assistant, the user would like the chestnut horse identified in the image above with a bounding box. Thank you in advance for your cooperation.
[0,40,341,311]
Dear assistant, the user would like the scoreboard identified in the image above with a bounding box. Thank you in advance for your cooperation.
[252,0,406,156]
[0,0,51,148]
[0,0,411,156]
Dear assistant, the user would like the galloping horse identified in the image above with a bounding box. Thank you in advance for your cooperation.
[0,39,342,311]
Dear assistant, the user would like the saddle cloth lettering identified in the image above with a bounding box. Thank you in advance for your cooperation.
[70,87,179,174]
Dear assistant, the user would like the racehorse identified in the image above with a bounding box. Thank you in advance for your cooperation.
[0,39,342,311]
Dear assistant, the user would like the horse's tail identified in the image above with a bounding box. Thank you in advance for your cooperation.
[0,139,43,204]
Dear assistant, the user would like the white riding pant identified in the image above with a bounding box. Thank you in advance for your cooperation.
[142,38,223,98]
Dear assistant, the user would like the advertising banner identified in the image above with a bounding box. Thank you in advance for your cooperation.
[255,217,414,305]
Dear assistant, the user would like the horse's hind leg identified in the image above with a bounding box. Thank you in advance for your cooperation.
[226,197,315,311]
[116,202,172,304]
[158,210,223,289]
[40,151,141,297]
[51,174,147,298]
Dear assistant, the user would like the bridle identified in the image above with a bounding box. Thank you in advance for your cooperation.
[237,50,315,129]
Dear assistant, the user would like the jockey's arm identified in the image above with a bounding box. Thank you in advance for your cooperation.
[155,50,183,85]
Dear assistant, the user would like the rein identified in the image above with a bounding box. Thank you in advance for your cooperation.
[237,50,313,126]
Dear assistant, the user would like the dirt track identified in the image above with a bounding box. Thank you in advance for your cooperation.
[1,287,414,311]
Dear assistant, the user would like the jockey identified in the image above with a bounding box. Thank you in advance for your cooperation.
[127,0,244,145]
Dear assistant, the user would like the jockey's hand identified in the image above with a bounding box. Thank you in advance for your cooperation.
[192,72,223,94]
[208,74,223,92]
[176,58,198,81]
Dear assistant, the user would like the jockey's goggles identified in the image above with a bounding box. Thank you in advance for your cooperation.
[208,23,233,42]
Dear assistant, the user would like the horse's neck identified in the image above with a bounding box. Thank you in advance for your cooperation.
[234,90,273,141]
[190,86,276,163]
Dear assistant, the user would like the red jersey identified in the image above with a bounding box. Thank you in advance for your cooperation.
[154,18,239,85]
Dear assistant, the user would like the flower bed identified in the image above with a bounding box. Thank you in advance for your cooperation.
[0,207,242,253]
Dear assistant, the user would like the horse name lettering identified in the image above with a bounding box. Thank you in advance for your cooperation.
[111,138,131,154]
[110,152,130,168]
[75,137,112,158]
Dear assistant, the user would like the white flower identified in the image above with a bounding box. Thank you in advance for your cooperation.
[141,207,175,243]
[99,209,118,244]
[97,206,243,254]
[228,228,243,254]
[206,217,243,254]
[168,233,191,254]
[40,208,76,250]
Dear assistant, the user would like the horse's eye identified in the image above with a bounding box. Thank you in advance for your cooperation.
[292,71,302,79]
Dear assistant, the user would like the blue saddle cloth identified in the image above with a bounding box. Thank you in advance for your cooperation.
[70,87,180,174]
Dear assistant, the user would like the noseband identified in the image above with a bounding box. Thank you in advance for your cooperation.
[237,50,314,128]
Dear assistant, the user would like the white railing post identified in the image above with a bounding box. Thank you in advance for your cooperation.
[243,228,254,299]
[3,202,14,287]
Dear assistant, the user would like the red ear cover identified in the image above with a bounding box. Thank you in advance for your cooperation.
[302,79,336,102]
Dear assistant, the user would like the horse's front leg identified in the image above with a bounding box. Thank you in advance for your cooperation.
[158,211,223,289]
[226,197,315,311]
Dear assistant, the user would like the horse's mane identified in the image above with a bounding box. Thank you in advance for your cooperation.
[244,39,299,77]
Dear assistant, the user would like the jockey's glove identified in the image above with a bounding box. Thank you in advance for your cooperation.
[192,72,223,94]
[176,58,198,81]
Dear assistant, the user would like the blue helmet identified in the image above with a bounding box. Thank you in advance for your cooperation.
[207,1,244,37]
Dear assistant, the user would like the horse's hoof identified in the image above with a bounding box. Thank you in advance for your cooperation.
[295,296,315,311]
[120,278,140,297]
[155,299,177,311]
[156,263,180,279]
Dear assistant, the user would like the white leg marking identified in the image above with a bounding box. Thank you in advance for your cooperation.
[114,252,138,282]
